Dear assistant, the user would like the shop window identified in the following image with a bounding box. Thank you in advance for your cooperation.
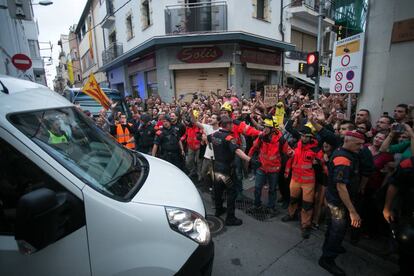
[141,0,152,30]
[253,0,270,22]
[126,14,134,41]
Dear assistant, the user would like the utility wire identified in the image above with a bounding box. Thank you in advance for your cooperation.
[60,0,133,45]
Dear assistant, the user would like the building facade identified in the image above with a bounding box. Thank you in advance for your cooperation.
[283,0,336,91]
[75,0,108,86]
[358,0,414,121]
[97,0,297,101]
[0,1,46,85]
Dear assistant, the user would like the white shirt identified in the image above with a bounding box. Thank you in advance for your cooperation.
[201,123,219,159]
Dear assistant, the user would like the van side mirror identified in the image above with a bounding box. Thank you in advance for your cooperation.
[15,188,67,255]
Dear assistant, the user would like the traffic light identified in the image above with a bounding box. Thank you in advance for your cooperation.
[298,62,306,74]
[306,52,319,78]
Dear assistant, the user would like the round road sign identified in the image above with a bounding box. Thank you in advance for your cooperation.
[11,54,32,71]
[345,82,354,92]
[341,55,350,67]
[335,72,343,81]
[346,70,355,80]
[335,83,342,93]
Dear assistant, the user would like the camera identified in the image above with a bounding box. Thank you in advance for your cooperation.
[392,123,405,133]
[303,103,312,108]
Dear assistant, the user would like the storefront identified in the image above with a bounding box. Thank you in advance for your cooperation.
[127,53,157,98]
[101,32,295,102]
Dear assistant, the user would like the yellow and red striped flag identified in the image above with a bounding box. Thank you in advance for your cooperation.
[82,73,111,109]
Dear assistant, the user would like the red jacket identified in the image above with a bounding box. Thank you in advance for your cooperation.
[285,139,324,184]
[183,125,201,151]
[232,120,261,145]
[249,132,293,173]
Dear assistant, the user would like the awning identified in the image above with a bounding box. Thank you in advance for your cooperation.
[287,71,331,90]
[100,31,295,72]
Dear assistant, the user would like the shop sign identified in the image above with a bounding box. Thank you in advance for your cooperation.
[391,18,414,43]
[241,49,281,66]
[264,85,278,108]
[177,47,223,63]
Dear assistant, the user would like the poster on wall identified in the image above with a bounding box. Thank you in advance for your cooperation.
[329,32,365,94]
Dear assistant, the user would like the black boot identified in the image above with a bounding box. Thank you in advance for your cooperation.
[302,227,311,239]
[281,214,295,222]
[318,257,346,276]
[225,216,243,226]
[215,207,227,217]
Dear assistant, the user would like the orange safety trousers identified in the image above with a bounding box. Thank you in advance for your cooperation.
[288,179,315,229]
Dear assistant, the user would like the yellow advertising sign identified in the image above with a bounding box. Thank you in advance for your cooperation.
[335,39,360,57]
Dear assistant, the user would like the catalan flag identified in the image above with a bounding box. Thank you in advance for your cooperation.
[82,73,111,110]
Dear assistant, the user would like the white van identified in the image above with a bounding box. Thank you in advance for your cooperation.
[0,75,214,276]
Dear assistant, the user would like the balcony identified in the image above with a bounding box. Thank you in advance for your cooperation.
[165,1,227,35]
[289,0,335,25]
[101,0,115,29]
[102,43,123,65]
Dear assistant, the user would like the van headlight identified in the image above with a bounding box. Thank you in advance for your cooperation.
[165,207,211,245]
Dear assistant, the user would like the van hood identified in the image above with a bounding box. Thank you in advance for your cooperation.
[131,155,205,216]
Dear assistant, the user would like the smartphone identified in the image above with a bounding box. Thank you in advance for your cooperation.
[304,103,311,108]
[392,123,405,133]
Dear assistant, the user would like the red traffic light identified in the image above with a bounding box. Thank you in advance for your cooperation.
[307,53,316,64]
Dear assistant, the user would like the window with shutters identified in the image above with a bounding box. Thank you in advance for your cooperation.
[252,0,270,22]
[141,0,152,30]
[291,29,317,52]
[126,14,134,40]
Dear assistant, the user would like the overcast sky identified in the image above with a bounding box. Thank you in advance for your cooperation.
[33,0,87,89]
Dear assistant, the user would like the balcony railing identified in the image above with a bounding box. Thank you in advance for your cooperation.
[102,43,123,65]
[165,1,227,35]
[290,0,335,19]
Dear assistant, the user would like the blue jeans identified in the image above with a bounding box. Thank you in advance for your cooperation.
[322,204,348,260]
[254,169,279,209]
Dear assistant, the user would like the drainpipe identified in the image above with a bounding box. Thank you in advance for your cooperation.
[279,0,285,86]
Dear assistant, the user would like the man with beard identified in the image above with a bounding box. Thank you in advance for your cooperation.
[169,111,186,138]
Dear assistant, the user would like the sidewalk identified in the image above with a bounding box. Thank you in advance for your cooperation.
[198,177,398,276]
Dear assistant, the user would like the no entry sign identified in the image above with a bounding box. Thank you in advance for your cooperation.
[11,54,32,71]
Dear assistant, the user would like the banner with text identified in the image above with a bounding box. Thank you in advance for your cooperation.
[264,85,278,107]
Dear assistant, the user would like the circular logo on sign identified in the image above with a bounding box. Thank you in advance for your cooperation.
[335,72,343,81]
[335,83,342,93]
[345,82,354,92]
[346,70,355,80]
[341,55,351,67]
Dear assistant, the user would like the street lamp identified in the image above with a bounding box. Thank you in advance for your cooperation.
[32,1,53,6]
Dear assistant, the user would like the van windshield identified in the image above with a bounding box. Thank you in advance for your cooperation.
[9,107,149,201]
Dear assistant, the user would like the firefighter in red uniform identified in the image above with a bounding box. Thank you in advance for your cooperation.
[110,114,135,149]
[248,116,293,214]
[182,115,202,179]
[282,126,325,239]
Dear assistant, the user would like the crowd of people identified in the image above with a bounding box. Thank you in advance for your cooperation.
[88,87,413,276]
